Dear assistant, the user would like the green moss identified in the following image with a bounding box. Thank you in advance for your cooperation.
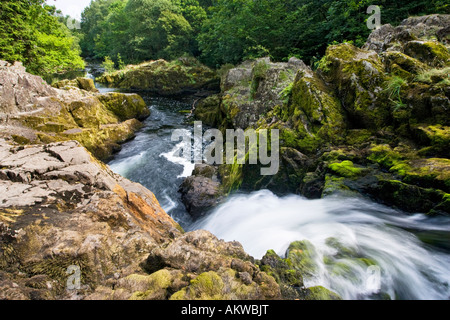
[11,135,31,145]
[319,43,389,129]
[416,125,450,156]
[169,288,188,300]
[376,179,450,215]
[322,174,352,197]
[287,240,319,278]
[382,51,428,76]
[367,144,405,168]
[259,249,303,291]
[345,129,373,145]
[303,286,342,300]
[405,41,450,67]
[97,93,150,122]
[127,269,173,300]
[186,271,225,300]
[328,160,363,178]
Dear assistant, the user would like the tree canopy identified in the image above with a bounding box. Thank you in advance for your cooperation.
[0,0,85,75]
[80,0,449,68]
[1,0,447,75]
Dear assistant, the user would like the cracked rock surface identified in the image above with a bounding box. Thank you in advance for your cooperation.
[0,140,281,300]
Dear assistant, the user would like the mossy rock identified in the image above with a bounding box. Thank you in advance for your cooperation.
[288,70,346,148]
[328,160,364,179]
[97,93,150,122]
[286,240,319,278]
[345,129,374,146]
[259,249,303,288]
[318,43,389,129]
[414,125,450,156]
[372,179,449,215]
[322,174,355,197]
[97,58,218,95]
[403,41,450,67]
[302,286,342,300]
[127,269,174,300]
[170,271,225,300]
[382,51,428,77]
[193,94,223,127]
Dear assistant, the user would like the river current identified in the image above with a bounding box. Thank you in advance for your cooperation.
[91,71,450,300]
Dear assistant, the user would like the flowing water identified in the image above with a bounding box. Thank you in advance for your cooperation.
[95,77,450,300]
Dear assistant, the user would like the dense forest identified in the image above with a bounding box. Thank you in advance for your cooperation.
[0,0,85,75]
[0,0,449,75]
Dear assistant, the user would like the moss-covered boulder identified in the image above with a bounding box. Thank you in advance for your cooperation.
[0,60,150,161]
[97,92,150,121]
[219,57,305,130]
[318,43,389,129]
[193,94,223,127]
[52,77,99,93]
[96,57,219,96]
[258,244,341,300]
[403,41,450,67]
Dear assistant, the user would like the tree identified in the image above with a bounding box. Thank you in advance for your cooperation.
[125,0,193,61]
[0,0,85,75]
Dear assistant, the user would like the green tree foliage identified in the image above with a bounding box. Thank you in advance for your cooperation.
[0,0,85,75]
[79,0,448,68]
[81,0,199,63]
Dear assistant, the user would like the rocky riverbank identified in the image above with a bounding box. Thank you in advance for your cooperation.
[0,60,149,161]
[0,60,337,300]
[182,14,450,218]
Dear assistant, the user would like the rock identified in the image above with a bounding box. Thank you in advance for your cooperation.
[0,139,184,300]
[220,57,305,129]
[259,246,342,300]
[0,139,284,300]
[193,94,223,127]
[143,230,281,300]
[317,43,388,129]
[97,92,150,121]
[302,286,342,300]
[96,58,219,96]
[52,77,99,93]
[179,165,223,219]
[363,14,450,53]
[0,60,150,161]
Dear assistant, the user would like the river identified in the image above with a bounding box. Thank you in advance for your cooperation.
[89,70,450,300]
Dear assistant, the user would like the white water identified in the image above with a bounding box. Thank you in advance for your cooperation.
[160,129,196,179]
[192,190,450,300]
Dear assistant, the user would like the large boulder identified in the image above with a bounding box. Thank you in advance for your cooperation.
[0,61,150,161]
[96,57,219,96]
[0,140,182,299]
[220,57,305,129]
[0,140,286,300]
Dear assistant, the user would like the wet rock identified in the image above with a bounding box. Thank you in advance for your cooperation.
[179,164,223,219]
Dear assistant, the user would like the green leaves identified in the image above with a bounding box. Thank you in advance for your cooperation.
[0,0,85,75]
